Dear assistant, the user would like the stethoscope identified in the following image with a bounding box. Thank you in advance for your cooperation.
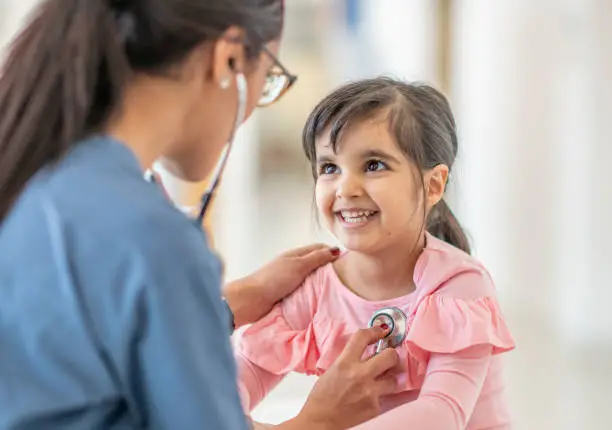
[368,307,408,355]
[146,72,248,225]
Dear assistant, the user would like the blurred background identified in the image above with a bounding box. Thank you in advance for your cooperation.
[2,0,611,429]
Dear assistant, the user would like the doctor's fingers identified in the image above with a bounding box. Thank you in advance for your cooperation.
[372,373,399,397]
[363,348,400,379]
[340,327,390,361]
[283,243,332,257]
[298,246,341,268]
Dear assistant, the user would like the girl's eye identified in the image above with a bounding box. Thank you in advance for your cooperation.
[318,163,339,175]
[365,159,387,172]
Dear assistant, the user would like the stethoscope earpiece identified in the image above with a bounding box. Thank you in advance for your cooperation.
[368,306,407,355]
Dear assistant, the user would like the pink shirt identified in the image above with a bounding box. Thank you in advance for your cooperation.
[236,234,516,429]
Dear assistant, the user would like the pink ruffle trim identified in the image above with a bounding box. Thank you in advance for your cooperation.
[238,295,515,380]
[404,295,515,373]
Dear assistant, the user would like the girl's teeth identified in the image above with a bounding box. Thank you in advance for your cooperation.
[340,210,375,223]
[341,210,374,218]
[344,215,368,223]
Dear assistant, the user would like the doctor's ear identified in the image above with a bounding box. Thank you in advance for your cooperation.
[210,26,247,89]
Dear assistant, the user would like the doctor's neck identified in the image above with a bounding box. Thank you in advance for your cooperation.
[105,77,192,172]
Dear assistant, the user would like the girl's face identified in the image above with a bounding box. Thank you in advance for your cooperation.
[314,118,446,255]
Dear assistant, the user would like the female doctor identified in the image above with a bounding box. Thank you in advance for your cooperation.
[0,0,399,429]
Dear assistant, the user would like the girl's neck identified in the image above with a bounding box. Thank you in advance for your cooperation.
[335,235,426,302]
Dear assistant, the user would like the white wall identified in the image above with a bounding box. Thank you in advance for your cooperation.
[452,0,612,345]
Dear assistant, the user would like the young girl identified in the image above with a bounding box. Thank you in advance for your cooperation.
[235,78,516,429]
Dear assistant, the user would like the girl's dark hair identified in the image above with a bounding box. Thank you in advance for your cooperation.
[0,0,284,221]
[302,77,471,254]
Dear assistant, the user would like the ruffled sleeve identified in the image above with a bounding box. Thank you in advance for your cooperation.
[238,305,320,375]
[404,293,515,374]
[236,265,347,376]
[238,305,347,376]
[403,243,517,377]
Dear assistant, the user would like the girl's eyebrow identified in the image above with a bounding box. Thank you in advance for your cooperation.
[316,154,334,164]
[316,149,401,164]
[359,149,401,164]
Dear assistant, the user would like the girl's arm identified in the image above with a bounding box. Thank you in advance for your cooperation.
[234,268,325,413]
[236,351,287,412]
[353,344,493,430]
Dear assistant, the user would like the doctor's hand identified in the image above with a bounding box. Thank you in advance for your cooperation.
[273,327,400,430]
[223,244,340,328]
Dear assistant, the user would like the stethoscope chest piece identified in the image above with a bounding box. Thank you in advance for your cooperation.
[368,306,407,354]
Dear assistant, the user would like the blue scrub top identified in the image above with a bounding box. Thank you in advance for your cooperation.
[0,136,248,430]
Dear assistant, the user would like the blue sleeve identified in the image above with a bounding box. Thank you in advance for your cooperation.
[118,216,248,430]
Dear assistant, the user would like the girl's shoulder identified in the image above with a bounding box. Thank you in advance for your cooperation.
[415,233,496,300]
[277,261,338,330]
[402,234,515,364]
[235,261,340,376]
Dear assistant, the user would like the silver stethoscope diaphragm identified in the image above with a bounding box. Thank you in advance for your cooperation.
[368,306,407,355]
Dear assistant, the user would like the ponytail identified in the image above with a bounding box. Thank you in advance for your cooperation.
[426,199,471,254]
[0,0,130,221]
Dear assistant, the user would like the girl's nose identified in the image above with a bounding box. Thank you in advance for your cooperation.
[336,174,364,199]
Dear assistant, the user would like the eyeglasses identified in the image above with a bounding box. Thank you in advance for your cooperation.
[257,45,298,107]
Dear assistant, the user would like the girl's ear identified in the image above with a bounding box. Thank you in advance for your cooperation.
[424,164,449,208]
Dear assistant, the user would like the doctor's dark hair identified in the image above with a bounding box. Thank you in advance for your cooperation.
[302,77,471,254]
[0,0,284,221]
